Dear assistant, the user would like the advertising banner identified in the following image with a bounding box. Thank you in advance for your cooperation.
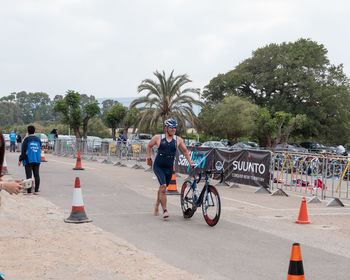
[177,147,271,188]
[212,149,233,182]
[215,149,271,188]
[175,147,215,176]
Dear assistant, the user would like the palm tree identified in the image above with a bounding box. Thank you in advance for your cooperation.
[130,70,203,133]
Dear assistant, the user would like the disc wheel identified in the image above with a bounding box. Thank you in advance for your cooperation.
[202,185,221,227]
[180,180,197,218]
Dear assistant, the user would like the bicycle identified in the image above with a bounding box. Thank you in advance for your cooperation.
[180,168,223,227]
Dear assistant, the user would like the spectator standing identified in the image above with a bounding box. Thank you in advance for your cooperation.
[50,128,58,139]
[9,131,16,152]
[16,133,22,153]
[50,128,58,150]
[18,125,42,195]
[118,133,126,144]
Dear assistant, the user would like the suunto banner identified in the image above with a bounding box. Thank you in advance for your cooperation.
[176,147,271,188]
[215,149,271,188]
[212,149,233,183]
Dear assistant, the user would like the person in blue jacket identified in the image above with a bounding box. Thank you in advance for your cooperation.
[118,133,126,144]
[18,125,42,195]
[9,131,16,152]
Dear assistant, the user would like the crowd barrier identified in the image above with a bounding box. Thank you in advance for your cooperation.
[51,139,350,202]
[53,139,157,162]
[270,152,350,202]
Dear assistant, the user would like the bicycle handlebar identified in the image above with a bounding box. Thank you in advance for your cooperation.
[194,169,224,184]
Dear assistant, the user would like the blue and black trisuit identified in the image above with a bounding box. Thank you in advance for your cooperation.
[19,135,41,193]
[153,134,177,186]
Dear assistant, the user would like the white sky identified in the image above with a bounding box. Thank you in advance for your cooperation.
[0,0,349,99]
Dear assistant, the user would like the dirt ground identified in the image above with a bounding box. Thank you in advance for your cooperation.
[0,176,202,280]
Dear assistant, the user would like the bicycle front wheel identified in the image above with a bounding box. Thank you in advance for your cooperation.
[202,185,221,226]
[180,180,197,218]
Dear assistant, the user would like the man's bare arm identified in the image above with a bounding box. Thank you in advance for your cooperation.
[178,137,196,165]
[146,135,159,158]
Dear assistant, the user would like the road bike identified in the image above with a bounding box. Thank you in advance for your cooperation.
[180,169,223,227]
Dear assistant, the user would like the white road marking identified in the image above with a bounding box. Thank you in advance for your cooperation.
[221,196,274,209]
[89,211,152,216]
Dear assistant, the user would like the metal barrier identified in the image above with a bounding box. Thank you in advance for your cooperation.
[270,152,350,201]
[52,140,350,201]
[53,139,157,163]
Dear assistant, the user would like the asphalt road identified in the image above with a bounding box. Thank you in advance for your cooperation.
[7,153,350,280]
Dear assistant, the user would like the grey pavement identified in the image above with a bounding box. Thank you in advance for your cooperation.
[6,152,350,280]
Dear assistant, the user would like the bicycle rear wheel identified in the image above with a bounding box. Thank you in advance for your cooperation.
[202,185,221,226]
[180,180,197,218]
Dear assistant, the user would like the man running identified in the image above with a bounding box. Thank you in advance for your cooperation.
[146,119,195,218]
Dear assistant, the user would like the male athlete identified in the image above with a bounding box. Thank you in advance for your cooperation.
[146,119,195,218]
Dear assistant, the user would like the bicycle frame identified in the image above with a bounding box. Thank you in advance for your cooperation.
[187,171,220,207]
[190,175,207,207]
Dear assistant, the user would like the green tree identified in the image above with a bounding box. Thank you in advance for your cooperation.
[203,39,350,144]
[52,95,64,122]
[130,70,203,133]
[1,91,54,124]
[87,118,111,138]
[22,92,52,123]
[101,99,120,119]
[123,107,140,136]
[54,90,100,140]
[199,96,259,141]
[255,108,306,148]
[80,94,97,107]
[0,102,23,126]
[202,74,231,103]
[82,101,101,139]
[104,104,127,140]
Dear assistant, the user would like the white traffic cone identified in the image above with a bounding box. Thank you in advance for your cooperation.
[64,177,92,223]
[40,147,47,162]
[2,155,9,175]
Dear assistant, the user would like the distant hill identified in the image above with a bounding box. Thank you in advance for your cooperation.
[97,97,201,115]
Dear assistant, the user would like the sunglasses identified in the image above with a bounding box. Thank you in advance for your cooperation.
[168,125,177,129]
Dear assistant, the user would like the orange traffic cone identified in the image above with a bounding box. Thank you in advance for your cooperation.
[295,197,311,224]
[167,164,179,195]
[2,155,9,175]
[73,150,84,170]
[287,243,305,280]
[40,147,47,162]
[64,177,92,223]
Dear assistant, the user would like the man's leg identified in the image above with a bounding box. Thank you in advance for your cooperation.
[32,163,40,193]
[160,170,173,218]
[154,189,161,216]
[153,165,166,216]
[24,164,33,193]
[158,184,168,217]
